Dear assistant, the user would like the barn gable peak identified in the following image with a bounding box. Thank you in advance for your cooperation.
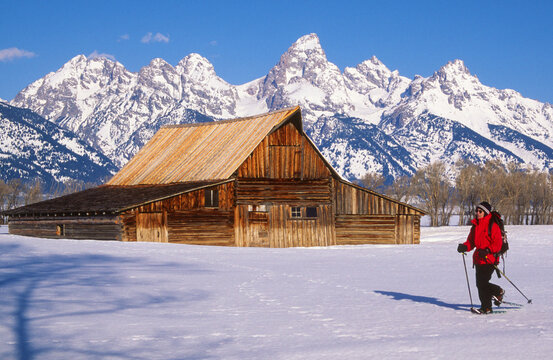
[107,106,317,185]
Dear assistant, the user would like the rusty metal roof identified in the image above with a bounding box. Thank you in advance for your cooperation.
[107,106,301,185]
[3,181,228,215]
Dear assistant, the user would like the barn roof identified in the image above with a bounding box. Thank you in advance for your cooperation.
[3,180,229,216]
[107,106,302,185]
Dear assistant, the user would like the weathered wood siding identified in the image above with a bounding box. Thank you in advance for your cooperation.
[334,179,423,244]
[235,204,335,247]
[121,182,235,245]
[235,178,332,204]
[8,216,122,240]
[334,179,420,216]
[234,178,335,247]
[167,210,234,246]
[234,123,336,248]
[137,212,168,242]
[335,215,396,245]
[237,123,331,180]
[395,215,421,244]
[271,204,335,247]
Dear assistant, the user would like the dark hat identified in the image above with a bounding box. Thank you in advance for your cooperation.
[477,201,492,215]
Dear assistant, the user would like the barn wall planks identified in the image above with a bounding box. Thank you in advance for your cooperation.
[269,204,335,247]
[333,180,423,244]
[122,182,235,245]
[167,210,234,246]
[237,123,330,180]
[334,179,420,216]
[335,215,396,245]
[235,178,331,205]
[234,204,335,248]
[395,215,420,244]
[137,212,168,242]
[8,216,122,240]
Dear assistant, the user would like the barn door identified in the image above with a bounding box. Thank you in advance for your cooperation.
[137,212,168,242]
[247,207,269,247]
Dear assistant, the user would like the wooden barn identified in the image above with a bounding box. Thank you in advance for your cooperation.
[5,106,425,247]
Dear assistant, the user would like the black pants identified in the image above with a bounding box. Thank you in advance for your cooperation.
[475,264,502,309]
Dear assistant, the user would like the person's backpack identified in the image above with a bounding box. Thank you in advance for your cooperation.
[488,210,509,275]
[488,211,508,255]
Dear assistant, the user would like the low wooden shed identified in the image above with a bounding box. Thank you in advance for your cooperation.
[5,106,425,246]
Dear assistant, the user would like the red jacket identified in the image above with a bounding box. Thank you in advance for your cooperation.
[463,213,503,265]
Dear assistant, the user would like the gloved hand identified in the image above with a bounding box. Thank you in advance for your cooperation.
[457,244,468,253]
[477,248,490,259]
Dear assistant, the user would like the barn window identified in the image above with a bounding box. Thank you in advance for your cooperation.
[248,204,267,212]
[205,189,219,208]
[290,206,318,219]
[56,224,65,236]
[306,207,318,218]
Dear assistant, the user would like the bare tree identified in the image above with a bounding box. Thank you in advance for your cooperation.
[360,172,386,193]
[366,160,553,226]
[410,161,456,227]
[385,175,413,204]
[455,160,481,225]
[6,179,25,210]
[0,180,9,224]
[24,178,43,205]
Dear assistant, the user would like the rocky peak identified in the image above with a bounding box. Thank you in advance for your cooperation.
[346,56,395,89]
[136,58,180,97]
[262,32,337,89]
[147,57,173,69]
[288,33,325,55]
[433,59,479,85]
[438,59,471,75]
[139,57,177,81]
[176,53,220,83]
[259,33,347,115]
[63,54,116,76]
[67,54,88,66]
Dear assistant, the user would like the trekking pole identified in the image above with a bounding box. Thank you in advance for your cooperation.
[492,263,532,304]
[461,253,475,310]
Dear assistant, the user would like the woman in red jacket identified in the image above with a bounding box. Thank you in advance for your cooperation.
[457,201,504,314]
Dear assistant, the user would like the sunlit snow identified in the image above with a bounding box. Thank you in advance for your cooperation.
[1,225,551,359]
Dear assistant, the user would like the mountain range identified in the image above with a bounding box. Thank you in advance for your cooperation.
[0,101,117,188]
[4,33,553,186]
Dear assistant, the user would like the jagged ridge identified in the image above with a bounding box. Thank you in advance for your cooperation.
[8,33,553,183]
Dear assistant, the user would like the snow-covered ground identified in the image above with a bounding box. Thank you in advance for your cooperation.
[1,224,552,359]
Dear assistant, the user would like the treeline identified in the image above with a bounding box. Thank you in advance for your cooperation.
[362,160,553,227]
[0,179,97,224]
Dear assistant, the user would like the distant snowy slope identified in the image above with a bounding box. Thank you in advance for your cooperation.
[309,114,417,181]
[0,102,117,187]
[0,225,551,359]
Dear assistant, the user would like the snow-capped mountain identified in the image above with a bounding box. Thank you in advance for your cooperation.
[9,33,553,182]
[0,102,118,188]
[11,55,244,167]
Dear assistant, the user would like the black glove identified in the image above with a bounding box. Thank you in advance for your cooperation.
[477,248,490,258]
[457,244,468,253]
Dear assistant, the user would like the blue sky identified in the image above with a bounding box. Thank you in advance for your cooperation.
[1,0,552,103]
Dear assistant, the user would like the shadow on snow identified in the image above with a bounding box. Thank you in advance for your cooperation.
[0,241,220,360]
[374,290,472,311]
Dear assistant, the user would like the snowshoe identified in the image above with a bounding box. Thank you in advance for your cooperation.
[471,307,493,315]
[493,289,505,306]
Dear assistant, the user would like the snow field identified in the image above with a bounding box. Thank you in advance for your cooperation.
[0,225,552,359]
